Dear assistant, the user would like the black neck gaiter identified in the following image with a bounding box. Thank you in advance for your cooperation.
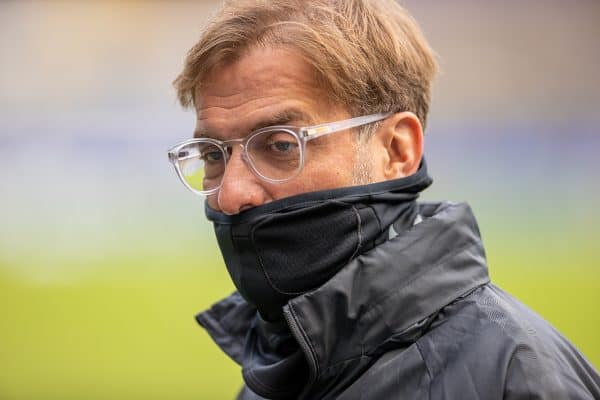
[205,160,432,322]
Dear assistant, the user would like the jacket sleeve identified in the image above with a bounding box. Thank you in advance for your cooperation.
[503,343,600,399]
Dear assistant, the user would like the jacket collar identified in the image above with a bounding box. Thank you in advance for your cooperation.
[285,201,490,376]
[196,201,490,393]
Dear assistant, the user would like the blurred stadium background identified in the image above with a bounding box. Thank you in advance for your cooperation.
[0,1,598,399]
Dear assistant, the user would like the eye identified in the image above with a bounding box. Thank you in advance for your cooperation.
[268,140,295,153]
[264,132,299,154]
[201,150,224,162]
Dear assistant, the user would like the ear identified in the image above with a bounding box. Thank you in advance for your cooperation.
[372,111,424,180]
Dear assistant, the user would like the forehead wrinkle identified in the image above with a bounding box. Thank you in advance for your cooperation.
[194,49,321,111]
[196,77,316,112]
[195,103,315,139]
[197,83,319,114]
[195,95,282,138]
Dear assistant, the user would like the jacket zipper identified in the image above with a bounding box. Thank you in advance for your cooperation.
[283,304,318,398]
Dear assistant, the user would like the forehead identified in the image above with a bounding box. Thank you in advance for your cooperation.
[194,47,326,137]
[202,47,318,92]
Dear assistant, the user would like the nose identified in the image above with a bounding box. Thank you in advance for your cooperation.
[214,145,269,215]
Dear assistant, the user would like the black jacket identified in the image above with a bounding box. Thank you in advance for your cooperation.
[197,201,600,399]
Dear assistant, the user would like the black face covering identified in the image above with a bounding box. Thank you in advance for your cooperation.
[205,160,433,321]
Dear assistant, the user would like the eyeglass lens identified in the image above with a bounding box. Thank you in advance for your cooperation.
[177,129,302,193]
[178,142,225,193]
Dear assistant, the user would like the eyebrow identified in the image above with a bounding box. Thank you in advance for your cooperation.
[194,108,314,139]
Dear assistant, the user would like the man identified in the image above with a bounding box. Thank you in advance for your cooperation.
[167,0,600,398]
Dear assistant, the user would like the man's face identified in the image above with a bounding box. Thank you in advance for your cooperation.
[195,47,369,215]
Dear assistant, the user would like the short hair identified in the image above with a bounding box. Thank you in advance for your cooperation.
[174,0,438,131]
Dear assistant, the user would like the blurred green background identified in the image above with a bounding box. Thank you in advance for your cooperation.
[1,1,598,399]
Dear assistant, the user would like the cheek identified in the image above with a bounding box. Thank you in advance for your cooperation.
[279,149,359,195]
[268,177,313,199]
[263,169,328,200]
[300,151,357,189]
[206,194,218,209]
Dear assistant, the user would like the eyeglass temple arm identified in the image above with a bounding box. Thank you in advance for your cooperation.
[301,112,392,140]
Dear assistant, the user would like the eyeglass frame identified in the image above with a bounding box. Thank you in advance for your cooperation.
[167,111,392,196]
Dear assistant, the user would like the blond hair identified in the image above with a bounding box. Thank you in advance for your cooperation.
[174,0,438,130]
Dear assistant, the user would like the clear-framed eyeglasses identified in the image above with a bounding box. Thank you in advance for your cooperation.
[167,112,391,196]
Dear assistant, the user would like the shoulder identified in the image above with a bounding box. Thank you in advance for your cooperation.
[416,284,600,399]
